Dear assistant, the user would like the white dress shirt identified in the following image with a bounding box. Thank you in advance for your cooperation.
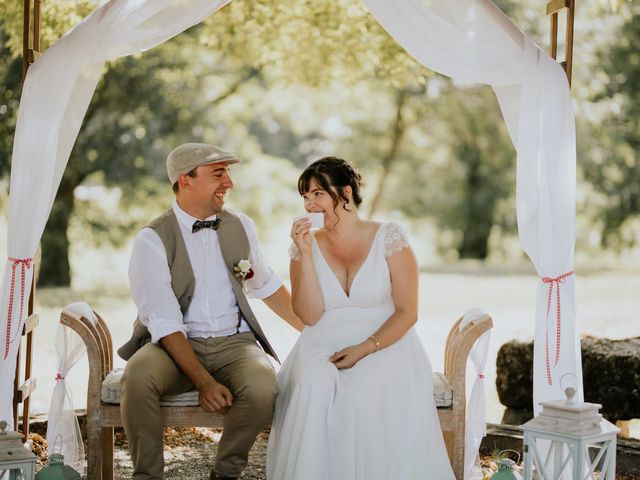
[129,200,282,344]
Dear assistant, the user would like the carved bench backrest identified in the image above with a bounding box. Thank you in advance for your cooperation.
[93,312,113,375]
[444,316,464,377]
[444,315,493,408]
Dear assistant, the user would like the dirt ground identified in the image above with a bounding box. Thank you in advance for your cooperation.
[29,427,638,480]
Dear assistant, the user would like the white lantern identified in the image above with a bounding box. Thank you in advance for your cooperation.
[0,420,37,480]
[521,386,619,480]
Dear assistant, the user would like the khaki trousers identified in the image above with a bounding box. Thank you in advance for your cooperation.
[120,332,277,480]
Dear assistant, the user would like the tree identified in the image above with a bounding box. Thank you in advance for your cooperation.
[583,3,640,248]
[207,0,518,258]
[1,2,96,281]
[205,0,430,87]
[0,23,22,182]
[383,82,516,259]
[43,35,264,285]
[7,0,630,278]
[206,0,437,220]
[0,6,261,284]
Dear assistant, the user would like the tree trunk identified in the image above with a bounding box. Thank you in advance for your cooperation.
[457,145,493,259]
[458,215,492,259]
[38,178,76,286]
[368,90,407,219]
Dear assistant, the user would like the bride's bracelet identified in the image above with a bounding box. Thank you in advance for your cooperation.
[367,335,381,353]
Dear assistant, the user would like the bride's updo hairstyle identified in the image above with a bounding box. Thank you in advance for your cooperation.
[298,157,364,212]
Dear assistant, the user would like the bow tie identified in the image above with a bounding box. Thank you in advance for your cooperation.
[192,218,221,233]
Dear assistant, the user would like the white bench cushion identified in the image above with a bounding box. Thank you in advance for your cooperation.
[102,368,454,408]
[102,368,200,407]
[433,371,453,408]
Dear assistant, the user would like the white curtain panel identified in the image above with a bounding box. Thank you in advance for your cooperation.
[45,302,98,471]
[363,0,580,476]
[0,0,231,427]
[363,0,580,397]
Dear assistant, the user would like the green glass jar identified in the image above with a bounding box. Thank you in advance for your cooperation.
[491,458,522,480]
[35,453,81,480]
[491,449,523,480]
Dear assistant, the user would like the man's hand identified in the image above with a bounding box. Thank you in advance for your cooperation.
[329,342,373,370]
[198,378,233,412]
[160,332,233,411]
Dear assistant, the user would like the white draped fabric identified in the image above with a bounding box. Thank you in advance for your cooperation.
[1,1,579,476]
[45,302,97,470]
[461,308,491,480]
[363,0,581,403]
[363,0,580,474]
[0,0,231,427]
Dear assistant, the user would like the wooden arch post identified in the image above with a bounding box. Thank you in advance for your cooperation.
[22,0,41,80]
[547,0,576,86]
[13,0,41,440]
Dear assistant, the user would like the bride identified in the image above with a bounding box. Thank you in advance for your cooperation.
[266,157,455,480]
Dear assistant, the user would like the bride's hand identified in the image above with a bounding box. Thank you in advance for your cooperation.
[329,342,373,369]
[291,218,312,256]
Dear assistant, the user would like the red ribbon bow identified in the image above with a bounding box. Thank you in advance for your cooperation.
[55,373,64,381]
[541,271,574,385]
[4,257,33,359]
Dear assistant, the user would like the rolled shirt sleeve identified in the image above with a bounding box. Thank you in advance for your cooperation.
[128,228,188,343]
[239,214,283,299]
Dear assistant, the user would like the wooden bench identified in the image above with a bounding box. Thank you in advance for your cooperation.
[60,307,492,480]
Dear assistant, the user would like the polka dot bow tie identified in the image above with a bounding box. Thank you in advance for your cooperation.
[192,218,221,233]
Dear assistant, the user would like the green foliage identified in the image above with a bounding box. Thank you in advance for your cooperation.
[385,83,515,259]
[0,0,95,57]
[205,0,432,88]
[0,22,21,181]
[0,4,264,284]
[583,2,640,248]
[41,30,262,284]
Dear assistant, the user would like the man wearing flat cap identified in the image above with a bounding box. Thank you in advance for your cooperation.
[118,143,302,480]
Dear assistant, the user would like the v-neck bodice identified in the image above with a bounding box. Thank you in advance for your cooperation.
[310,223,395,311]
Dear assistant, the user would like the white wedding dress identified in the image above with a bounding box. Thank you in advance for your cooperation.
[266,222,455,480]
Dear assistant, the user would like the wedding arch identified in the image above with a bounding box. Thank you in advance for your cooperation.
[1,0,579,476]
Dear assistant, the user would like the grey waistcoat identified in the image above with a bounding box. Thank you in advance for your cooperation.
[117,208,278,362]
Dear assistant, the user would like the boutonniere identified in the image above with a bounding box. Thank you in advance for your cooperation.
[234,259,254,280]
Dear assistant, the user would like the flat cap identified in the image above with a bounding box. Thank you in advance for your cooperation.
[166,143,241,185]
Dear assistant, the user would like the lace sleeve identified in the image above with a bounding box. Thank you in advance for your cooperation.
[288,242,301,261]
[383,222,410,257]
